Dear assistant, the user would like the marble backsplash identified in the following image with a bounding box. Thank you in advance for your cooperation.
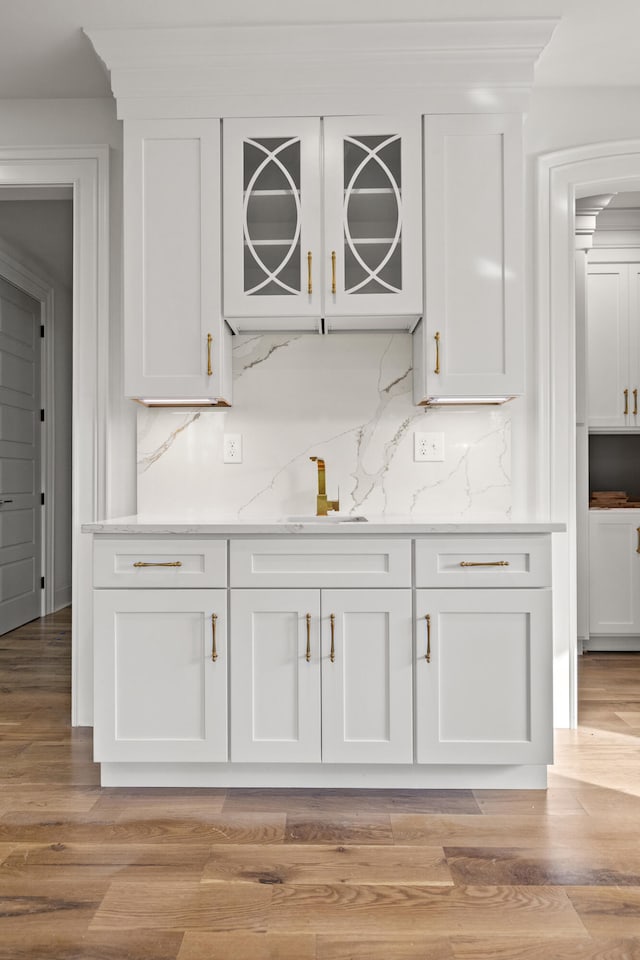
[137,333,511,520]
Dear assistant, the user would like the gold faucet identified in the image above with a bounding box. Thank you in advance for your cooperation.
[309,456,340,516]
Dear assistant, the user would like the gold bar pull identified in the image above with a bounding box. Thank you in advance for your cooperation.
[307,251,313,295]
[425,614,431,663]
[330,613,335,663]
[132,561,182,568]
[305,613,311,662]
[637,528,640,555]
[459,560,510,568]
[207,333,213,377]
[331,251,336,295]
[624,388,629,415]
[434,331,441,375]
[211,613,218,662]
[634,389,638,416]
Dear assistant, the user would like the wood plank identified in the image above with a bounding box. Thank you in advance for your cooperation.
[178,932,316,960]
[285,814,393,845]
[202,844,452,886]
[2,842,214,881]
[223,788,480,816]
[445,845,640,886]
[450,938,640,959]
[567,887,640,937]
[316,936,454,959]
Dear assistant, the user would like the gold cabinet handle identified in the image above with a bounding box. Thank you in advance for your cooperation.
[211,613,218,662]
[425,614,431,663]
[305,613,311,662]
[434,331,441,375]
[207,333,213,377]
[132,561,182,568]
[307,251,313,295]
[331,251,336,295]
[459,561,510,567]
[624,388,629,415]
[330,613,335,662]
[637,528,640,555]
[634,389,638,416]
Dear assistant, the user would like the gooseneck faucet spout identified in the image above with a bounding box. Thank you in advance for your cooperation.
[310,456,340,517]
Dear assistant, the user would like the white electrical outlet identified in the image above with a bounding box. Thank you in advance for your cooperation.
[414,431,444,462]
[223,433,242,463]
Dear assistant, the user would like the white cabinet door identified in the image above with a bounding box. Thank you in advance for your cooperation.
[321,589,413,764]
[589,511,640,635]
[415,589,552,764]
[223,118,322,326]
[123,118,231,404]
[323,116,422,327]
[628,263,640,426]
[587,263,632,429]
[415,114,524,403]
[93,589,227,763]
[230,589,321,762]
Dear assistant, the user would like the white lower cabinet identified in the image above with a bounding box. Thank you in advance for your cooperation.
[589,511,640,637]
[415,588,553,765]
[93,589,228,763]
[230,588,413,764]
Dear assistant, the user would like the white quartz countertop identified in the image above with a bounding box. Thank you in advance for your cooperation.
[83,515,565,535]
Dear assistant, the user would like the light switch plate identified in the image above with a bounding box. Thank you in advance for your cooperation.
[414,432,444,462]
[223,433,242,463]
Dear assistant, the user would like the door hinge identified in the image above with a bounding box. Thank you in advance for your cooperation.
[40,576,45,590]
[40,409,45,422]
[41,492,45,506]
[40,325,44,338]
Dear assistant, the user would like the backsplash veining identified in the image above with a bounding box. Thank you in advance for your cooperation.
[137,334,511,519]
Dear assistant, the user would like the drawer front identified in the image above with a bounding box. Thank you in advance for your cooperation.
[415,536,551,588]
[93,539,227,588]
[230,539,411,588]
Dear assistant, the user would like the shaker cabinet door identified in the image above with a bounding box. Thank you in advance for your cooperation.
[589,511,640,635]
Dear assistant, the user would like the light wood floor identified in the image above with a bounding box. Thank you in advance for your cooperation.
[2,612,640,959]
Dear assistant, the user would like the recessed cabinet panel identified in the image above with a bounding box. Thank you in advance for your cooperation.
[93,589,227,763]
[415,114,524,402]
[589,511,640,635]
[123,118,232,403]
[415,588,552,764]
[415,536,551,588]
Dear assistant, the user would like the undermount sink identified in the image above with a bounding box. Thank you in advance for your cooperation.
[284,515,368,524]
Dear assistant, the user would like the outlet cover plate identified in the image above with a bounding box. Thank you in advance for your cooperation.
[414,431,444,462]
[223,433,242,463]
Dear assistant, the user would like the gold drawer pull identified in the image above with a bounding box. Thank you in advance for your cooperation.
[330,613,335,663]
[132,561,182,568]
[434,331,441,374]
[331,251,336,295]
[624,388,629,415]
[305,613,311,662]
[634,389,638,416]
[307,251,313,295]
[459,560,510,567]
[207,333,213,377]
[211,613,218,662]
[425,614,431,663]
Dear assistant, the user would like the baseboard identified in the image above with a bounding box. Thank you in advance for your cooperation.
[54,586,71,612]
[584,635,640,651]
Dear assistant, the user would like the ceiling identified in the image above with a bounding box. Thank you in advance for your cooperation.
[0,0,639,98]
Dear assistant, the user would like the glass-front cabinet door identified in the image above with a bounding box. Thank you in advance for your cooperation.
[223,118,322,327]
[322,116,422,325]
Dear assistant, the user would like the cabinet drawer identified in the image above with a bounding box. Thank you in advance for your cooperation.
[230,539,411,588]
[415,536,551,588]
[93,539,227,588]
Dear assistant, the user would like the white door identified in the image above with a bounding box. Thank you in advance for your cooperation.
[415,589,553,765]
[629,263,640,426]
[0,277,41,635]
[321,589,413,763]
[589,511,640,635]
[587,263,631,428]
[322,116,422,326]
[223,118,322,325]
[93,589,228,763]
[230,589,321,762]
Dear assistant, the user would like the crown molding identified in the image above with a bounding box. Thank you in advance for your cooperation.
[85,19,558,119]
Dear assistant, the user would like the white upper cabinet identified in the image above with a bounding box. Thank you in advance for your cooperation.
[123,118,232,405]
[223,116,422,331]
[589,510,640,636]
[587,261,640,429]
[414,114,525,405]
